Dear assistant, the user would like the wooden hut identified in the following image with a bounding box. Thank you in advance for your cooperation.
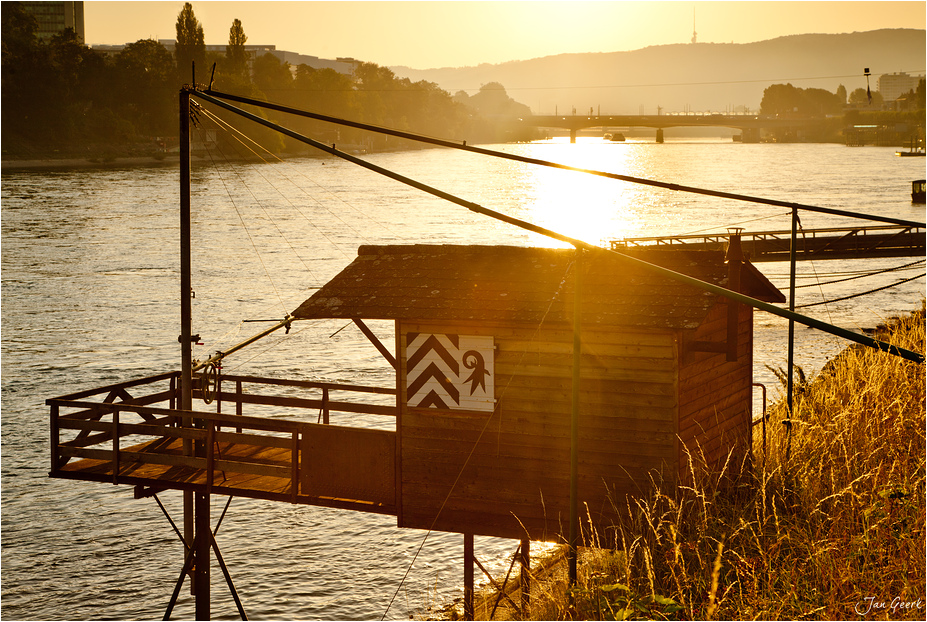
[292,241,784,542]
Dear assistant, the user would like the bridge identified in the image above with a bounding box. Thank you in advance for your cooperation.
[523,113,817,143]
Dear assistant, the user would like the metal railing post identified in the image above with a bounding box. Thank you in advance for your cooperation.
[50,404,60,474]
[112,409,120,485]
[322,387,330,424]
[291,430,299,503]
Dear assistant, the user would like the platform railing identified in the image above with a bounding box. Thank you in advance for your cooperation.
[609,224,922,249]
[48,372,398,512]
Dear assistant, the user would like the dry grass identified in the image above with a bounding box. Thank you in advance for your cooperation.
[483,308,925,621]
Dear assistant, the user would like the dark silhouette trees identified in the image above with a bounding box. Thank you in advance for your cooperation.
[114,39,176,136]
[224,18,249,82]
[174,2,205,83]
[0,2,551,157]
[760,83,844,116]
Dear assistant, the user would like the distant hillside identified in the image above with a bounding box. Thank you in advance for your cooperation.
[391,29,925,114]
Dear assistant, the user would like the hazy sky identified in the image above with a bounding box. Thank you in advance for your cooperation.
[85,1,925,69]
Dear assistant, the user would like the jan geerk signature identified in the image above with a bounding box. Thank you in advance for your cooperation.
[855,596,925,616]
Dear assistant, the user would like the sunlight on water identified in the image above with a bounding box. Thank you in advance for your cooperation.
[520,139,639,245]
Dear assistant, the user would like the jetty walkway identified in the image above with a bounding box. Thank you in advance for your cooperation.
[610,225,925,261]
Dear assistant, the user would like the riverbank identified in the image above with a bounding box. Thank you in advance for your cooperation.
[453,308,925,620]
[1,155,179,171]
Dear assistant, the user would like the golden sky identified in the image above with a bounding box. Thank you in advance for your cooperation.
[85,1,926,69]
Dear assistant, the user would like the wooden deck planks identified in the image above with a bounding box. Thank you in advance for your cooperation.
[54,434,398,515]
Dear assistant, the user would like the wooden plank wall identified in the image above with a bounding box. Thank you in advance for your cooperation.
[397,319,679,542]
[678,300,753,482]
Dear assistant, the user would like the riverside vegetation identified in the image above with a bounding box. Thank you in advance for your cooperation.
[1,2,539,162]
[466,308,925,621]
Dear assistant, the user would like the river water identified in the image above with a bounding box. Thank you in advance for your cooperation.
[2,138,924,620]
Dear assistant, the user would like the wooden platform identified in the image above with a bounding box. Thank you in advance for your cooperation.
[49,372,399,516]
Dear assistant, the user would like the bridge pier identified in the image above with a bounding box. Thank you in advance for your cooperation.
[656,129,664,143]
[741,127,761,143]
[570,128,577,144]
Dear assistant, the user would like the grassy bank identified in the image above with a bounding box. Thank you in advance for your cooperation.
[483,308,925,620]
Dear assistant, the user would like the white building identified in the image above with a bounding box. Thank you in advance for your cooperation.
[879,72,923,102]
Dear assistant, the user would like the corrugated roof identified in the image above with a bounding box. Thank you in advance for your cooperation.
[291,245,781,329]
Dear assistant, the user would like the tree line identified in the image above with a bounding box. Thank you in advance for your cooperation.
[1,2,536,159]
[758,80,925,142]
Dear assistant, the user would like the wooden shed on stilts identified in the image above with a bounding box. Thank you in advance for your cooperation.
[289,239,783,612]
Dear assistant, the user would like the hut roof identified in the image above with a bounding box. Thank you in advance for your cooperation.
[292,245,783,329]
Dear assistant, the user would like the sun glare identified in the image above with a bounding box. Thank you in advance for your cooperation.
[518,138,640,247]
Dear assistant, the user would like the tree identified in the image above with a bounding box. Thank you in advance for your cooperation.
[251,52,292,95]
[760,83,843,116]
[906,78,925,110]
[836,84,847,105]
[849,87,883,108]
[114,39,176,135]
[175,2,205,83]
[225,18,248,80]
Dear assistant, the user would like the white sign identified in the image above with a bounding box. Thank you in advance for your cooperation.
[406,333,494,412]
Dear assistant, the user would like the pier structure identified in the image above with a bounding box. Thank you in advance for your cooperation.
[610,224,925,261]
[524,113,815,142]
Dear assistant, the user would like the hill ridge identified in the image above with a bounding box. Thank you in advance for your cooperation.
[391,29,925,114]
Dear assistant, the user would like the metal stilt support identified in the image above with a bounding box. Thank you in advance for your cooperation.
[464,533,474,620]
[211,532,248,620]
[157,494,245,620]
[520,539,530,613]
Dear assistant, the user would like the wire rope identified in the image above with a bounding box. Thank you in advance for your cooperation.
[201,122,346,280]
[678,210,794,237]
[796,217,836,325]
[199,90,925,230]
[198,127,290,315]
[200,107,400,250]
[764,260,926,283]
[790,260,926,289]
[190,89,924,363]
[795,272,925,309]
[220,320,316,372]
[198,108,356,265]
[261,69,926,96]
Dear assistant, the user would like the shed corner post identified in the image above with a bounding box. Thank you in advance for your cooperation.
[464,532,475,620]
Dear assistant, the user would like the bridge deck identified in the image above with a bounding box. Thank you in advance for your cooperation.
[610,225,925,261]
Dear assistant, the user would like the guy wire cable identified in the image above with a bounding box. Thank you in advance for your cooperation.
[795,272,925,309]
[198,108,354,276]
[201,88,924,230]
[199,105,399,254]
[790,259,925,289]
[199,126,290,316]
[190,88,925,364]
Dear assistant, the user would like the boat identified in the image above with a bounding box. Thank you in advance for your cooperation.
[604,132,625,142]
[912,179,926,204]
[895,138,925,157]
